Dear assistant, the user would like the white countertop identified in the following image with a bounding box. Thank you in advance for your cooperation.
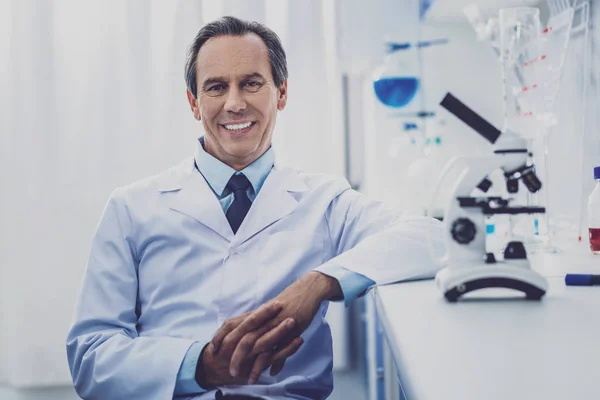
[374,241,600,400]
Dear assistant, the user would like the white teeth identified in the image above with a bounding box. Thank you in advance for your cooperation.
[224,122,252,130]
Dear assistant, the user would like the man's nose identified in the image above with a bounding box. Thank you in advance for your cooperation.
[224,87,247,114]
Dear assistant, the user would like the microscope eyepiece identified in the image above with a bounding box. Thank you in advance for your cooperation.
[506,178,519,193]
[505,165,542,194]
[521,168,542,193]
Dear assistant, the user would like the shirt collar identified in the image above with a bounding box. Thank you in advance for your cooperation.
[194,137,275,197]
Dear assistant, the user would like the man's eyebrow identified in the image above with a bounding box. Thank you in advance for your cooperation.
[201,77,227,89]
[241,72,266,81]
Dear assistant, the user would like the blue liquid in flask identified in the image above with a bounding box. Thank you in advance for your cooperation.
[373,77,419,108]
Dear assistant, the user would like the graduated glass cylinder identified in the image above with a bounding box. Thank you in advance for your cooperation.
[499,7,541,137]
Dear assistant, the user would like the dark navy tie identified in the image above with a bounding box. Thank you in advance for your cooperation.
[225,173,252,234]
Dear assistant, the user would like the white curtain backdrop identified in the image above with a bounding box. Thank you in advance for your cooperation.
[0,0,345,387]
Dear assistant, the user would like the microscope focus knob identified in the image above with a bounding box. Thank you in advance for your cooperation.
[451,218,477,245]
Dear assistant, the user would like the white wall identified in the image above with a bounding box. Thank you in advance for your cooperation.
[1,0,14,388]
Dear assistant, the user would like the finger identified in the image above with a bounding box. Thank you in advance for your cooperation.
[270,359,285,377]
[222,303,283,359]
[237,354,259,380]
[213,302,281,354]
[273,336,303,364]
[234,301,283,335]
[270,337,304,376]
[211,312,250,354]
[248,352,271,385]
[253,318,297,354]
[230,318,295,377]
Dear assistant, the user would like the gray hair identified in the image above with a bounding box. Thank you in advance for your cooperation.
[184,16,288,98]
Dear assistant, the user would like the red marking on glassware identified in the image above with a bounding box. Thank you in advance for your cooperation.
[521,84,539,92]
[543,27,553,34]
[523,57,539,67]
[541,55,547,60]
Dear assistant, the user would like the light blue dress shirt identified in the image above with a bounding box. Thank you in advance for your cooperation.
[174,138,374,396]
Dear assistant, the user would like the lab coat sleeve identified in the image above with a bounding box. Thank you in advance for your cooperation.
[315,187,446,287]
[66,189,198,400]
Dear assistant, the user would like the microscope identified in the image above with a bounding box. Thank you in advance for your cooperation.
[431,93,548,302]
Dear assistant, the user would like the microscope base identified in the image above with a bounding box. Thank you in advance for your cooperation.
[435,263,548,302]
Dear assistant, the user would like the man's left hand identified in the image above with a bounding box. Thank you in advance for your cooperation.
[210,271,342,384]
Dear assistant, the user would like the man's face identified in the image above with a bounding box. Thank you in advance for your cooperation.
[187,33,287,170]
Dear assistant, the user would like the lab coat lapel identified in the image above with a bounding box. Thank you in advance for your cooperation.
[161,158,234,242]
[231,165,309,247]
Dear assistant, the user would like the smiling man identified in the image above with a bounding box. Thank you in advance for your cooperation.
[66,16,445,400]
[188,29,283,171]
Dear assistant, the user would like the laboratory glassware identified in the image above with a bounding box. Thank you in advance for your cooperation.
[588,166,600,254]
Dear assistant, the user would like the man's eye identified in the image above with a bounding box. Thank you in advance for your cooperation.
[207,84,226,93]
[243,81,263,90]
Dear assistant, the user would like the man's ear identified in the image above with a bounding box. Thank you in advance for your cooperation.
[186,89,201,121]
[277,80,288,111]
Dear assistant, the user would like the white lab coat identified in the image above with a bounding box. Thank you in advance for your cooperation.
[66,156,445,400]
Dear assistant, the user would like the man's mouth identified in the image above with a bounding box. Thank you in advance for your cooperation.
[220,121,256,132]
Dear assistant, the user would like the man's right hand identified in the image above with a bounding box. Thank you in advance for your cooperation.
[198,302,303,388]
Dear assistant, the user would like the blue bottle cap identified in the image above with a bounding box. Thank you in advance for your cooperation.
[594,166,600,179]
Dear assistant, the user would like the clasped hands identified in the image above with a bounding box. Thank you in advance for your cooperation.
[199,271,341,387]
